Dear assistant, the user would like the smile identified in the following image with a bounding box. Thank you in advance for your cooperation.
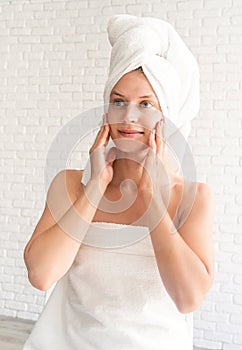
[118,130,144,138]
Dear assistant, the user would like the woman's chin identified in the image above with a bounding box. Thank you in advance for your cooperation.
[112,138,149,159]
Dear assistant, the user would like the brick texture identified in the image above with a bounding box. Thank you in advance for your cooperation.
[0,0,241,349]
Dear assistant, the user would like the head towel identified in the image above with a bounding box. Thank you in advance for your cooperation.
[103,14,200,153]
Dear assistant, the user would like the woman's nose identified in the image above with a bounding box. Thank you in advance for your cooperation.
[122,103,140,123]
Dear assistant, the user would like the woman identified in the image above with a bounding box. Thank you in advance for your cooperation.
[23,15,215,350]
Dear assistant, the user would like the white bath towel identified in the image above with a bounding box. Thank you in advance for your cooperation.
[23,221,193,350]
[103,14,200,163]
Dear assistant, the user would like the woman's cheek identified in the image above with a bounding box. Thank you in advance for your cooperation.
[139,109,163,131]
[106,106,163,132]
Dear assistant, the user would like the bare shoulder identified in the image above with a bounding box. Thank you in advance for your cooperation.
[49,169,84,193]
[181,179,215,202]
[180,180,216,226]
[46,169,84,214]
[24,169,85,256]
[62,168,84,194]
[54,168,84,182]
[196,181,214,195]
[194,181,216,210]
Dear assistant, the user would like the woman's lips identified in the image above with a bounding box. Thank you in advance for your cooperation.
[118,129,144,138]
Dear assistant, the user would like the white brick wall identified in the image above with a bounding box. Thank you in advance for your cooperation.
[0,0,241,349]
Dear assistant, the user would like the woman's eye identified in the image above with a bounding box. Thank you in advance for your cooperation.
[140,101,153,108]
[112,100,126,107]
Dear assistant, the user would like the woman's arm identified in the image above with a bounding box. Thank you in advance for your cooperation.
[24,121,115,291]
[24,170,103,291]
[149,182,216,314]
[140,121,215,313]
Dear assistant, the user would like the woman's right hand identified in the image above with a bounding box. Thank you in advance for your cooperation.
[88,114,117,193]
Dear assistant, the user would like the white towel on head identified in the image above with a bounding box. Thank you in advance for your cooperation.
[103,14,200,164]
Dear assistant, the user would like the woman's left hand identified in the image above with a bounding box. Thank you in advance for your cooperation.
[137,120,171,228]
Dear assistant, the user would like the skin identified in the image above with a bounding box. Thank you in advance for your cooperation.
[24,70,216,314]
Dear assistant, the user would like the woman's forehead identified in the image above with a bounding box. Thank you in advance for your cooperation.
[111,70,157,98]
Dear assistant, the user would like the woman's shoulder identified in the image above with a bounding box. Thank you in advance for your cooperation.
[48,169,85,204]
[178,179,215,224]
[62,168,84,183]
[175,175,213,195]
[182,180,214,199]
[192,181,215,211]
[51,168,84,186]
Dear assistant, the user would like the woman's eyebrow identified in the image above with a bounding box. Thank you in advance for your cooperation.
[139,94,154,98]
[111,91,125,97]
[111,91,154,99]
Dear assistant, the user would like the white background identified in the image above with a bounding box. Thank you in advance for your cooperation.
[0,0,241,349]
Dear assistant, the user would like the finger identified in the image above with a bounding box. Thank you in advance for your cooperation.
[103,123,112,146]
[149,128,156,153]
[96,122,110,142]
[90,124,110,153]
[90,125,106,150]
[106,147,117,165]
[155,120,162,156]
[140,143,156,189]
[140,150,156,195]
[96,114,108,138]
[102,113,108,126]
[94,123,106,142]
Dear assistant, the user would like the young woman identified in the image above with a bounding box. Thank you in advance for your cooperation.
[23,15,215,350]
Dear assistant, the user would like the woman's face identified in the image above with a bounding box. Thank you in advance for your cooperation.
[107,69,164,153]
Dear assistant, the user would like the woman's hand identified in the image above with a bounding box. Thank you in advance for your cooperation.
[138,120,170,227]
[88,114,117,193]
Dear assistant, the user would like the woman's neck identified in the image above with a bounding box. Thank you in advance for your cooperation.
[108,148,178,190]
[110,158,144,188]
